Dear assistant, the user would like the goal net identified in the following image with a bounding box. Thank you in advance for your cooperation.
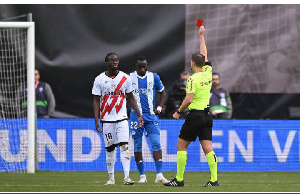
[0,22,35,173]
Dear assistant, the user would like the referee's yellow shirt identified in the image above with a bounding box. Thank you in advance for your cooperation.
[186,65,212,110]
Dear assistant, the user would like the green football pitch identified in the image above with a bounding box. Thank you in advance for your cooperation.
[0,171,299,192]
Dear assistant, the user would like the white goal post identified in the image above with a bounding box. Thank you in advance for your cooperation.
[0,22,35,173]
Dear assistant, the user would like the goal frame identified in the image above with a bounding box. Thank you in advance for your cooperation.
[0,22,35,173]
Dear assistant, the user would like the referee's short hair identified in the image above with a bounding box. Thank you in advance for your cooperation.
[192,53,205,67]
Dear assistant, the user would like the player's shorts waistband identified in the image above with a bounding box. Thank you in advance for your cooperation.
[100,118,128,123]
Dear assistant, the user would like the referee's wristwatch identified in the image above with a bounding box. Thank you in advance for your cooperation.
[176,109,182,114]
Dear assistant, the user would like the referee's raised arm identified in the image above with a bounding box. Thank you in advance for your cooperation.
[199,26,208,62]
[165,25,219,188]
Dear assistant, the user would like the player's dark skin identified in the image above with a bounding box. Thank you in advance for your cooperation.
[105,54,119,77]
[134,59,166,163]
[93,54,143,133]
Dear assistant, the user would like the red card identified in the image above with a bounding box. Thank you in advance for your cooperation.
[196,19,203,27]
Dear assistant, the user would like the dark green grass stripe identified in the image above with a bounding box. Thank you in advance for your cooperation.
[0,171,299,192]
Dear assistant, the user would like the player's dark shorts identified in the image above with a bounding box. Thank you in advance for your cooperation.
[179,109,213,141]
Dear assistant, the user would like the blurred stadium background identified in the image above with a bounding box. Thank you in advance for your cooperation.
[1,4,300,119]
[0,4,299,191]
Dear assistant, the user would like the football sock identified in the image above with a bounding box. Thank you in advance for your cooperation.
[120,144,130,178]
[206,151,218,182]
[155,159,163,174]
[176,151,187,182]
[136,160,145,175]
[108,172,114,181]
[106,150,116,180]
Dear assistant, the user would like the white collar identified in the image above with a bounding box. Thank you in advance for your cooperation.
[135,71,148,79]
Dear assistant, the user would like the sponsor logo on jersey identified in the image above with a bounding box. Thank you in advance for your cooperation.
[200,80,211,87]
[133,88,151,94]
[100,76,127,119]
[105,91,124,96]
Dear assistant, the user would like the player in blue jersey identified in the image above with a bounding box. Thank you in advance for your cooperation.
[129,56,169,184]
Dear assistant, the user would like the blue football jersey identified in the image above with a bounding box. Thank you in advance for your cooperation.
[130,71,164,122]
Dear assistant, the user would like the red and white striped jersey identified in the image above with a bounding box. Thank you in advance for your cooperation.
[92,71,133,122]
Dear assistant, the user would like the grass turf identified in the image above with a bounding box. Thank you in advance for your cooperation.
[0,171,299,192]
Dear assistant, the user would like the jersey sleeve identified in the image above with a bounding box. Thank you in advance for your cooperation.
[203,61,212,73]
[125,75,133,93]
[186,76,195,94]
[92,77,101,96]
[154,73,164,92]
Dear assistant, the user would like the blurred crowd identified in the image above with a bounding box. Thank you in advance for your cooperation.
[161,71,232,119]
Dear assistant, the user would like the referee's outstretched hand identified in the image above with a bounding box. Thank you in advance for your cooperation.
[173,112,180,119]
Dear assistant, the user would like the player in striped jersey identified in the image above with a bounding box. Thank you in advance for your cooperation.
[92,53,144,185]
[129,56,169,184]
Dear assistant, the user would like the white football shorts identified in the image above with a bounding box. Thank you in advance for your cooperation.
[102,120,129,148]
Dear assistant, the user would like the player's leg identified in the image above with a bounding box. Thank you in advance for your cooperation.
[102,123,117,185]
[134,137,148,183]
[146,122,168,183]
[200,140,218,187]
[175,138,191,182]
[199,111,219,187]
[200,140,218,186]
[104,146,116,185]
[164,111,198,187]
[131,119,147,183]
[164,138,190,187]
[116,120,134,185]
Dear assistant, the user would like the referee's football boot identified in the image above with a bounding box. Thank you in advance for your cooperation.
[203,180,219,187]
[163,177,184,187]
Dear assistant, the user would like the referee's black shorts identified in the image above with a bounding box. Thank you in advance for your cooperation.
[179,109,213,142]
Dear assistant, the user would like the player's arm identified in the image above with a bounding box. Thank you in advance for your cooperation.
[154,89,166,115]
[153,73,166,115]
[173,93,194,119]
[126,92,144,127]
[173,76,195,119]
[93,95,102,133]
[199,26,208,62]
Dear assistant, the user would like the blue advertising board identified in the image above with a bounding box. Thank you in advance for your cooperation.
[1,119,299,171]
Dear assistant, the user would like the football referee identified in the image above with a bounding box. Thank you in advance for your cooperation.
[164,26,218,187]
